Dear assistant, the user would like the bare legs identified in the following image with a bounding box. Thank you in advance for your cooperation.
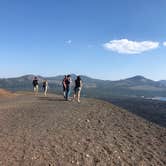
[44,86,48,96]
[34,85,39,96]
[63,91,66,98]
[77,91,81,103]
[73,88,81,103]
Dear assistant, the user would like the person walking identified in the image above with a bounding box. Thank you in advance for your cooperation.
[62,75,67,98]
[65,75,72,101]
[42,80,48,96]
[73,76,83,103]
[32,77,39,96]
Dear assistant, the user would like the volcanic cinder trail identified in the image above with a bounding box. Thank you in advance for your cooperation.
[0,92,165,166]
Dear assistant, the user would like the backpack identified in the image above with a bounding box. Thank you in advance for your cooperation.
[43,81,46,87]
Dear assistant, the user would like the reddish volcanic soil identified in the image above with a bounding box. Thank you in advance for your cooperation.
[0,89,16,97]
[0,92,165,166]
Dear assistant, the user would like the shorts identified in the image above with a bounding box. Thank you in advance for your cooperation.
[63,85,66,91]
[33,85,39,92]
[74,87,81,94]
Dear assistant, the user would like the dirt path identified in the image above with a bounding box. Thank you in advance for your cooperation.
[0,93,165,166]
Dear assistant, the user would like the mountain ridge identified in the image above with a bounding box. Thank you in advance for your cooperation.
[1,74,165,83]
[0,74,166,98]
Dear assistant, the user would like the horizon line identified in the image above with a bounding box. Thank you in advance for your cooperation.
[0,74,165,82]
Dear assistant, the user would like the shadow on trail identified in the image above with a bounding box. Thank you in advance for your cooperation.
[38,97,65,102]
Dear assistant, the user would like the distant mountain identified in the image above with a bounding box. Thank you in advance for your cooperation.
[112,76,159,87]
[0,74,166,98]
[158,80,166,86]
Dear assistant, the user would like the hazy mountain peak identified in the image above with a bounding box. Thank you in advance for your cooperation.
[127,75,146,80]
[126,75,154,83]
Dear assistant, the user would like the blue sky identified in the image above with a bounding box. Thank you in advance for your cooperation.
[0,0,166,80]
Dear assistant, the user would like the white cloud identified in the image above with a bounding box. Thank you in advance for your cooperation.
[103,39,159,54]
[163,42,166,46]
[65,40,72,44]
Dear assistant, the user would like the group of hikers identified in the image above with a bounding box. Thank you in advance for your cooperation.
[32,77,48,96]
[32,75,83,103]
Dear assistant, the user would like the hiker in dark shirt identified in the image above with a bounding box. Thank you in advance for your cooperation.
[42,80,48,96]
[65,75,72,101]
[73,76,83,103]
[32,77,39,96]
[62,75,67,98]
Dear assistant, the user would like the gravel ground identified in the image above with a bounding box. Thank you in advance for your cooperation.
[0,93,165,166]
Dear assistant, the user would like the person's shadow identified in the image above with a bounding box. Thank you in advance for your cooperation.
[38,96,65,102]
